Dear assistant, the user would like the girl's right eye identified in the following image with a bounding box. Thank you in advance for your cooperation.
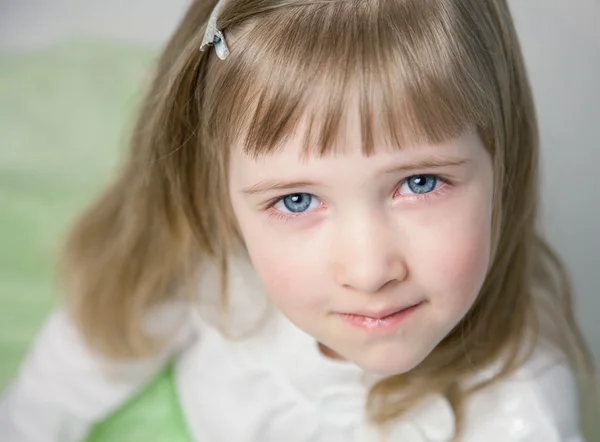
[272,193,321,214]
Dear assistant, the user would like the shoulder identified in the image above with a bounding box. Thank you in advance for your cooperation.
[460,346,583,442]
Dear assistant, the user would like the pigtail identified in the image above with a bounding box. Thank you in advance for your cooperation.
[60,0,230,358]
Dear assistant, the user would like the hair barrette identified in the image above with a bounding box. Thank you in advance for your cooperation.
[200,0,230,60]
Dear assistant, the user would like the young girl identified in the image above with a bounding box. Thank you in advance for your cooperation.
[0,0,596,440]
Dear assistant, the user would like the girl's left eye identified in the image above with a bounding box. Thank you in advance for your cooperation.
[272,193,322,214]
[395,175,442,197]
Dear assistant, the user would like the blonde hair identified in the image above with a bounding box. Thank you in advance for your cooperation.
[61,0,596,437]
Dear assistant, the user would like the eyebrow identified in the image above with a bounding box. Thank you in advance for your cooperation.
[241,156,470,195]
[242,180,318,195]
[383,156,470,174]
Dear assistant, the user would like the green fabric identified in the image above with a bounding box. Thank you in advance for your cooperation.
[87,367,191,442]
[0,39,191,442]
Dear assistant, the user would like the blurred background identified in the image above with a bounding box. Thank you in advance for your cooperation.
[0,0,599,438]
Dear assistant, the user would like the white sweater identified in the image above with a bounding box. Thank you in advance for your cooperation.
[0,259,584,442]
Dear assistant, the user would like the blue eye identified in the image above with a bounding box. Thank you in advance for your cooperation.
[406,175,437,194]
[281,193,313,213]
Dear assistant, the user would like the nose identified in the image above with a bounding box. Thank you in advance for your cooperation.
[332,212,407,294]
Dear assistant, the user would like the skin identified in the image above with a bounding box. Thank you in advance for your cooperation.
[228,117,494,375]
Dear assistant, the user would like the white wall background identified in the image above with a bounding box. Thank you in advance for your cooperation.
[1,0,599,370]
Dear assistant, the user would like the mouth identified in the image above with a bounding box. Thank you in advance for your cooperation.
[336,302,424,332]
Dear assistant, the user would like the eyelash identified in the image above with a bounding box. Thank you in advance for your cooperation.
[265,174,452,222]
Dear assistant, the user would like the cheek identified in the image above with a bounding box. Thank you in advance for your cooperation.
[237,224,288,293]
[250,251,327,318]
[236,214,323,313]
[415,198,492,311]
[250,251,297,303]
[435,227,490,297]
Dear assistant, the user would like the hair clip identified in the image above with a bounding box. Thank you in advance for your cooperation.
[200,0,230,60]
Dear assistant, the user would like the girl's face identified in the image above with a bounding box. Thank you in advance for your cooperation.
[229,120,494,375]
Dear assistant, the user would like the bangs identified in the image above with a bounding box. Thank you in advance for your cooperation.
[207,0,501,157]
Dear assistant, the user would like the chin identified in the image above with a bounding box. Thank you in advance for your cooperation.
[345,345,434,376]
[355,358,421,376]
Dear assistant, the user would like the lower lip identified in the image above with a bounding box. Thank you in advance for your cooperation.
[337,303,422,332]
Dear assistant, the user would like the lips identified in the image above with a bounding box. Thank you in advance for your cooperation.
[346,302,423,319]
[336,302,423,332]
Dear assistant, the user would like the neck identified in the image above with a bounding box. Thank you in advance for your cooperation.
[317,342,346,360]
